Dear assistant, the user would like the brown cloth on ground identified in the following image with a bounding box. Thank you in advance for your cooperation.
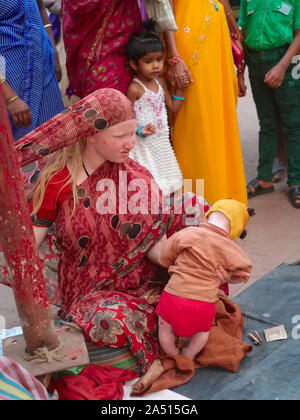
[131,297,252,396]
[131,356,195,396]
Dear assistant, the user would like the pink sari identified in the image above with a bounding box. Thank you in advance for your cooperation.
[62,0,142,98]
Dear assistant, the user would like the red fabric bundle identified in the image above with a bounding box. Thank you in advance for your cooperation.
[48,365,139,400]
[231,37,245,74]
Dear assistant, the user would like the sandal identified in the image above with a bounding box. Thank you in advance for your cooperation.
[288,187,300,209]
[247,179,275,199]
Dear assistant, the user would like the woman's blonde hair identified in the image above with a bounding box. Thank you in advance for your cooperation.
[31,139,87,218]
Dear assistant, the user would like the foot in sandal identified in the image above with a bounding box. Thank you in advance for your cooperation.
[247,179,275,199]
[288,186,300,208]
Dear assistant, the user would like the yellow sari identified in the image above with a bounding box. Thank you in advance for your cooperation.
[173,0,247,206]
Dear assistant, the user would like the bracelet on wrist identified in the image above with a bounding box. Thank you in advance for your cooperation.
[0,78,6,85]
[44,23,53,29]
[230,33,245,41]
[237,62,246,75]
[172,94,185,101]
[166,55,182,66]
[6,95,19,106]
[137,126,146,138]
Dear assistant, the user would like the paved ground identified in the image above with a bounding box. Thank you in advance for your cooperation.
[1,72,300,328]
[230,71,300,297]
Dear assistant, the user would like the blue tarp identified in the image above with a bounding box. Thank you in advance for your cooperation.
[175,262,300,400]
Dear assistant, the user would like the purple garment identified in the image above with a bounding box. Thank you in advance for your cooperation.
[49,13,60,44]
[138,0,148,22]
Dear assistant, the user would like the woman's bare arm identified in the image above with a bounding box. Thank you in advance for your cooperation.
[0,76,32,127]
[36,0,62,82]
[163,0,193,87]
[146,235,167,265]
[33,225,48,249]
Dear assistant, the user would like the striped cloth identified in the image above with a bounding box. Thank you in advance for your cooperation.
[0,356,55,400]
[0,0,64,141]
[86,343,141,372]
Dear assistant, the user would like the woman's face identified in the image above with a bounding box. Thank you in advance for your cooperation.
[89,119,137,164]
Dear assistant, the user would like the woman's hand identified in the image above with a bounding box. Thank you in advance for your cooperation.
[238,73,247,97]
[264,63,286,88]
[167,59,193,89]
[7,98,32,128]
[163,26,193,88]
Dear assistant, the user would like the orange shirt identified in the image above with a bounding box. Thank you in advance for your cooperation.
[160,224,253,303]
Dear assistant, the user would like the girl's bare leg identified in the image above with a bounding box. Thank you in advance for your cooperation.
[182,331,209,360]
[158,316,179,356]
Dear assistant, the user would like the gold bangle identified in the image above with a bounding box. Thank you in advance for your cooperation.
[0,78,6,85]
[6,95,19,106]
[44,23,53,29]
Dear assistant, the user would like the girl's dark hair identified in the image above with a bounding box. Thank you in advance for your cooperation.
[125,19,164,64]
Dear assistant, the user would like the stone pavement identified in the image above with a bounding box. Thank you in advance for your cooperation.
[230,71,300,297]
[1,73,300,328]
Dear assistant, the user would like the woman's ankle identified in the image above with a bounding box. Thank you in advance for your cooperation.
[257,179,273,188]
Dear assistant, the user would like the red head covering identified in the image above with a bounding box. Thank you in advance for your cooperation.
[15,89,135,167]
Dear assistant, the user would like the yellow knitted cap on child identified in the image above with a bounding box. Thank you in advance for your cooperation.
[204,199,249,240]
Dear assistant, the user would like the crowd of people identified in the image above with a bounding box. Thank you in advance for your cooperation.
[1,0,300,391]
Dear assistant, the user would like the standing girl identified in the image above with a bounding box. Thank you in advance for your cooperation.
[125,21,187,202]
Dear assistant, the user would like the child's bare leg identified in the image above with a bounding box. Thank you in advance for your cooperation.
[158,316,179,356]
[182,331,209,360]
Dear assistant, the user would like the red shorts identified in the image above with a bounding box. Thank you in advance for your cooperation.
[156,291,216,337]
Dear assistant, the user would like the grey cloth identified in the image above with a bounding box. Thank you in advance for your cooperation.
[175,262,300,400]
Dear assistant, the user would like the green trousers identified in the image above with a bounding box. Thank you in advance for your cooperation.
[245,46,300,186]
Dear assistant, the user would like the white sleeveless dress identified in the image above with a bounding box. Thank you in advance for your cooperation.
[130,79,183,196]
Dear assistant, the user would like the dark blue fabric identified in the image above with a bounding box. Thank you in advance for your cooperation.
[175,262,300,400]
[0,0,64,141]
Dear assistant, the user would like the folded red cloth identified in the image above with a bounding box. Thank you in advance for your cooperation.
[231,37,245,74]
[48,365,139,400]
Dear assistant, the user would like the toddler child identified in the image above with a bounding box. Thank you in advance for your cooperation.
[156,199,253,360]
[125,20,188,202]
